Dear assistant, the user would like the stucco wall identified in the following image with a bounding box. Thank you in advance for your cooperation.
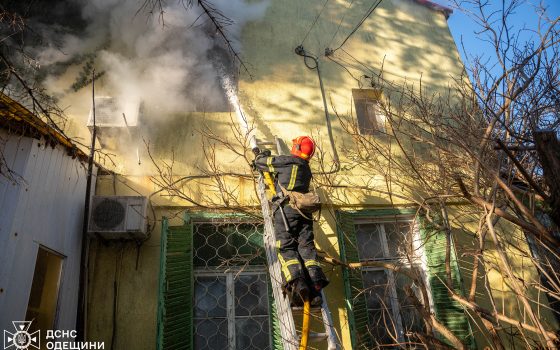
[84,0,557,349]
[84,1,467,349]
[238,0,464,152]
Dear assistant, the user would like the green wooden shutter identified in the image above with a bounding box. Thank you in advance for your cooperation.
[157,217,194,350]
[420,218,475,348]
[336,211,373,350]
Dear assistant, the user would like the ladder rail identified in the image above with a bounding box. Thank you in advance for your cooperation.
[320,290,339,350]
[257,176,299,350]
[253,136,340,350]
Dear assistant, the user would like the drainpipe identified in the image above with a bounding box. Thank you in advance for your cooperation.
[77,70,97,341]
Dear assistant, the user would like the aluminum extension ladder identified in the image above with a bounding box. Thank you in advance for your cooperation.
[252,137,339,350]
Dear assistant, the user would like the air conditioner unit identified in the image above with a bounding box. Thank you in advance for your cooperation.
[87,96,139,128]
[88,196,148,240]
[86,96,140,149]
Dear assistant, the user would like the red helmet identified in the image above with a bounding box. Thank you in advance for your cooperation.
[291,136,316,160]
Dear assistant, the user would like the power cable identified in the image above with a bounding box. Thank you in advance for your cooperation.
[301,0,330,45]
[326,54,364,85]
[295,45,340,174]
[329,48,410,90]
[327,0,356,49]
[331,0,383,53]
[339,47,379,77]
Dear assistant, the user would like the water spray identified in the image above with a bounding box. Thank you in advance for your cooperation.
[219,69,254,142]
[121,113,141,165]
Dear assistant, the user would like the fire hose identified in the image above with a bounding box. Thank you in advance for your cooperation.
[299,300,311,350]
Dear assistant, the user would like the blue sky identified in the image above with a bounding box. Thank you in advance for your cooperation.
[435,0,560,67]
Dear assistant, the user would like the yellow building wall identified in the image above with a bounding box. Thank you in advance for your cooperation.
[85,0,557,349]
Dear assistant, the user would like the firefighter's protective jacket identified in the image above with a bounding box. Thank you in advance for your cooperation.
[254,152,329,288]
[254,154,312,195]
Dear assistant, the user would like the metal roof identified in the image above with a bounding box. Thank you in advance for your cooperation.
[0,93,89,162]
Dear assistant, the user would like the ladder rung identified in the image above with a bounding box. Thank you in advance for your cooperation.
[306,332,329,342]
[291,305,323,313]
[255,139,275,145]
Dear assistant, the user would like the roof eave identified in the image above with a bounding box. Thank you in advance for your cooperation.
[0,93,94,165]
[411,0,453,19]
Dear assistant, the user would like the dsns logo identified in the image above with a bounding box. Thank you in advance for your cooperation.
[3,321,40,349]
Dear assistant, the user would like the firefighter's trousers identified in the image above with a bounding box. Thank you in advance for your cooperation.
[273,205,329,288]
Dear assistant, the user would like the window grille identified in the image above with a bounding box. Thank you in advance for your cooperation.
[193,221,266,268]
[193,221,272,350]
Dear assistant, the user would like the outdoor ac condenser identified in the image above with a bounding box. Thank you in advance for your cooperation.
[88,196,148,239]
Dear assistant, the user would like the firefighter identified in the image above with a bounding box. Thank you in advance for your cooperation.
[254,136,329,305]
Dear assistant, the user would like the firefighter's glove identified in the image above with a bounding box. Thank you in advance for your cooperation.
[252,150,271,172]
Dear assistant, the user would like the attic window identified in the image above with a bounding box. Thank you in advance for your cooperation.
[352,89,386,134]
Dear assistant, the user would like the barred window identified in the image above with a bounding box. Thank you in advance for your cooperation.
[354,219,426,347]
[192,221,272,350]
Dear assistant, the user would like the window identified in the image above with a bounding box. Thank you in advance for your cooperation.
[157,218,274,350]
[354,219,425,347]
[25,247,64,340]
[337,210,475,349]
[352,89,386,134]
[194,272,270,349]
[193,222,271,350]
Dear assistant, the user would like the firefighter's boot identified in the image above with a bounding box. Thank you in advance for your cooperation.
[309,283,323,306]
[290,277,309,307]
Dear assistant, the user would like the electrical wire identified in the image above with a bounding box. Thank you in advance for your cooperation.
[301,0,330,45]
[339,47,379,77]
[327,0,356,49]
[329,48,411,92]
[110,244,124,350]
[332,0,384,53]
[326,54,364,85]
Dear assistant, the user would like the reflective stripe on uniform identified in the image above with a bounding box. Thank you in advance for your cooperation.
[287,165,298,190]
[285,259,300,267]
[277,254,300,281]
[304,260,321,268]
[266,156,274,173]
[277,254,291,280]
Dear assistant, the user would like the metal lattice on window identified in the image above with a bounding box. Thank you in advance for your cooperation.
[194,221,266,268]
[192,220,271,350]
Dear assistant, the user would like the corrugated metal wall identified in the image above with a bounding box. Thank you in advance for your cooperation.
[0,129,92,332]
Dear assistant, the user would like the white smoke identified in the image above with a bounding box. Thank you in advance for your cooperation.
[38,0,269,117]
